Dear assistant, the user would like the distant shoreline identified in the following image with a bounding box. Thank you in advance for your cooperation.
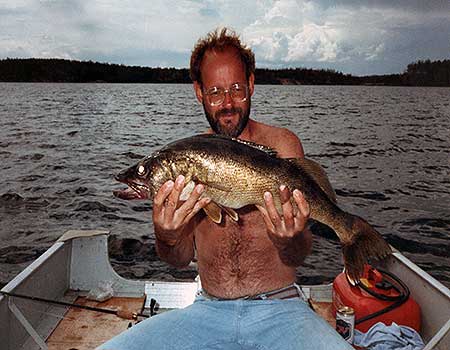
[2,82,449,88]
[1,58,449,86]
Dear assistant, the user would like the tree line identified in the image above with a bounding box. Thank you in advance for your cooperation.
[0,58,448,86]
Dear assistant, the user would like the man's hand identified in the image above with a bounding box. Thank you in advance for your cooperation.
[153,175,210,246]
[256,186,312,266]
[256,185,310,239]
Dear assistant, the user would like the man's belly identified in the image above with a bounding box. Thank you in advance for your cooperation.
[194,208,297,299]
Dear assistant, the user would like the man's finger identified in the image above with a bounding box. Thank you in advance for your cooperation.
[164,175,185,221]
[153,180,174,215]
[293,189,310,218]
[264,192,282,230]
[256,204,275,232]
[183,197,212,224]
[279,185,294,229]
[175,184,205,223]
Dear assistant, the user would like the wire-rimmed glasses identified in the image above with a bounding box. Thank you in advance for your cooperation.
[203,83,248,106]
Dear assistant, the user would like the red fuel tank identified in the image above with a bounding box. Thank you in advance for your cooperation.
[332,265,421,333]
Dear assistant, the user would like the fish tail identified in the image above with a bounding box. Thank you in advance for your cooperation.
[340,214,391,282]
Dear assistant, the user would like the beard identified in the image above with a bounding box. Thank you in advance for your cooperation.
[203,100,251,138]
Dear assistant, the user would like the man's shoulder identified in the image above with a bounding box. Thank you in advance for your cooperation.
[251,120,304,158]
[255,120,291,135]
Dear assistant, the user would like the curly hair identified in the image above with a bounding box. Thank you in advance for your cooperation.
[190,27,255,84]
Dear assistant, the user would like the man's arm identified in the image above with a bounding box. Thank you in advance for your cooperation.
[155,220,196,268]
[278,227,312,266]
[153,175,210,267]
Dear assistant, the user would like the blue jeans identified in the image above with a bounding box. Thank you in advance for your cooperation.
[97,295,353,350]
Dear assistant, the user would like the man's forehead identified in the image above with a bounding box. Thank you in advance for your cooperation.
[202,47,243,66]
[205,45,239,57]
[200,48,246,82]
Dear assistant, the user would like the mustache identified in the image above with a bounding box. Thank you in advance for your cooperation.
[215,107,242,118]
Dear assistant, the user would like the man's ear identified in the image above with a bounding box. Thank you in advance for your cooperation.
[193,81,203,103]
[248,73,255,97]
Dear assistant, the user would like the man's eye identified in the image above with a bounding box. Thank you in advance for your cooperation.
[207,88,221,96]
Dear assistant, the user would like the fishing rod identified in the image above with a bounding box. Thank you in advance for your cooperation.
[1,290,152,320]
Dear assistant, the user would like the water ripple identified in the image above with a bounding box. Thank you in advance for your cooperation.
[1,83,449,288]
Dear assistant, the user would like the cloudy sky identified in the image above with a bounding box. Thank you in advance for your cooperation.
[1,0,449,75]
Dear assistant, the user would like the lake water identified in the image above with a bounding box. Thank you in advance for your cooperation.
[0,83,449,288]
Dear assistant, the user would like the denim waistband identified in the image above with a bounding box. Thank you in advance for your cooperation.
[198,283,307,301]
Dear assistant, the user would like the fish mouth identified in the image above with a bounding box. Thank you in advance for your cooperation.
[113,176,151,200]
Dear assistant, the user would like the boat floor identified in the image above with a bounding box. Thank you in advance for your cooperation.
[46,295,145,350]
[311,300,336,328]
[45,295,335,349]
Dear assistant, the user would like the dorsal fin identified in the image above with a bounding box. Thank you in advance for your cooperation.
[231,137,278,157]
[288,158,337,204]
[206,134,278,157]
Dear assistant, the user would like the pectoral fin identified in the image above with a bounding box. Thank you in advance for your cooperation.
[193,176,232,193]
[203,201,222,224]
[205,181,232,192]
[202,202,239,223]
[289,158,337,203]
[222,206,239,222]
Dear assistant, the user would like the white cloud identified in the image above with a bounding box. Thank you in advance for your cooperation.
[246,32,288,61]
[365,43,385,61]
[243,0,450,70]
[287,23,338,62]
[0,0,224,61]
[244,0,340,63]
[0,0,449,74]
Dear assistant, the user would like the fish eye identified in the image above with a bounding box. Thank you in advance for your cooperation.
[137,165,146,176]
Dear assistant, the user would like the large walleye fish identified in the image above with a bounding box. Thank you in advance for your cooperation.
[114,134,391,281]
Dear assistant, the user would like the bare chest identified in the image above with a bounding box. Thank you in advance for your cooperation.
[195,208,266,267]
[193,207,295,298]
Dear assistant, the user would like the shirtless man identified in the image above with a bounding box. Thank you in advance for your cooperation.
[99,28,352,350]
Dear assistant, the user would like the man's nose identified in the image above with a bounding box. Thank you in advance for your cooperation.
[222,89,234,106]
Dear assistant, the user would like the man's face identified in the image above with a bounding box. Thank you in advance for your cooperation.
[195,49,254,138]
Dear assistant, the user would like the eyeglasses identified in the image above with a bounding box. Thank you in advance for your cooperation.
[203,83,248,106]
